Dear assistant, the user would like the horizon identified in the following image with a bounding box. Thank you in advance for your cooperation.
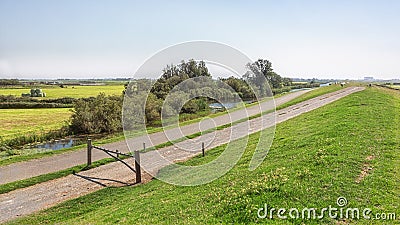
[1,0,399,80]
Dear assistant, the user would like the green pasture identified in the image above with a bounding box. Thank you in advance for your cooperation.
[0,85,124,99]
[0,108,72,140]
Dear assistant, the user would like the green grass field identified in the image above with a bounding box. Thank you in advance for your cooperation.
[0,108,71,140]
[292,81,308,84]
[8,87,399,224]
[0,84,123,142]
[0,85,124,99]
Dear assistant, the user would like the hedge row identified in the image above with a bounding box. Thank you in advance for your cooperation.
[271,83,321,95]
[375,84,400,91]
[0,102,72,109]
[0,95,75,104]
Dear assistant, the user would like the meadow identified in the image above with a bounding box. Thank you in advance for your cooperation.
[0,84,124,143]
[0,85,124,99]
[8,87,399,224]
[0,108,71,140]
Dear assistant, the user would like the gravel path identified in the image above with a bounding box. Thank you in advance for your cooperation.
[0,87,364,223]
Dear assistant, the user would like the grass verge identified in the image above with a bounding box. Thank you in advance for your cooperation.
[0,159,116,195]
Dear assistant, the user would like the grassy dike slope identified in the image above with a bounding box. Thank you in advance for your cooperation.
[8,87,399,224]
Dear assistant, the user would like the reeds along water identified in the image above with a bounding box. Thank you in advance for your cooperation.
[1,126,70,149]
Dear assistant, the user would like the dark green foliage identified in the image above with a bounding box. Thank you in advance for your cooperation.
[246,59,293,90]
[69,93,123,134]
[144,93,163,125]
[144,60,217,124]
[0,79,20,86]
[271,87,292,95]
[151,59,211,99]
[219,76,256,99]
[0,102,72,109]
[272,83,321,95]
[0,95,74,109]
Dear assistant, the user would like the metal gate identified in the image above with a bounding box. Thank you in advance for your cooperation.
[86,139,141,183]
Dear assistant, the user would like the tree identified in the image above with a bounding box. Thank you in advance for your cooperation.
[150,59,211,100]
[245,59,290,90]
[145,93,162,125]
[282,77,293,86]
[268,71,283,88]
[0,79,20,86]
[244,59,273,96]
[219,76,255,99]
[70,93,123,134]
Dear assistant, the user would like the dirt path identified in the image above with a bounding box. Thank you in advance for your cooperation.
[0,89,310,185]
[0,87,365,223]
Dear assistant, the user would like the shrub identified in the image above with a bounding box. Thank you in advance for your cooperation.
[69,93,123,134]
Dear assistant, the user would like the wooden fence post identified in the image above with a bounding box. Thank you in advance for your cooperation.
[135,150,141,184]
[87,139,92,166]
[202,142,205,157]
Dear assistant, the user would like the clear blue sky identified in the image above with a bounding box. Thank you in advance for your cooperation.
[0,0,399,80]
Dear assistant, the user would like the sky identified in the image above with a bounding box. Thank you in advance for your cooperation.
[0,0,399,80]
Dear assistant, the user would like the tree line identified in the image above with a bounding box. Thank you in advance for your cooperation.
[70,59,298,134]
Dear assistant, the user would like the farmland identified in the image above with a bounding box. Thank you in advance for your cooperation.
[0,85,124,99]
[7,87,399,224]
[0,84,124,143]
[0,108,71,140]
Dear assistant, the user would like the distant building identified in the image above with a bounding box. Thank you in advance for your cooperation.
[364,77,374,81]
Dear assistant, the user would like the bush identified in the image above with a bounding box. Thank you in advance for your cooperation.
[69,93,123,134]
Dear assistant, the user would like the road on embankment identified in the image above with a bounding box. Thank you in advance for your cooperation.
[0,86,364,223]
[0,89,310,185]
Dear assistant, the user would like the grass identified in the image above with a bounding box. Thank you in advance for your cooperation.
[6,87,399,224]
[0,108,71,140]
[276,84,343,110]
[0,158,117,195]
[292,81,308,84]
[0,85,124,99]
[0,84,123,144]
[390,85,400,90]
